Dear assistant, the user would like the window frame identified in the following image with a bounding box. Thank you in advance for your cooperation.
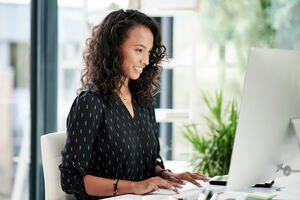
[30,0,58,199]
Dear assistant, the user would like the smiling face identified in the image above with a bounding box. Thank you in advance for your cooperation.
[120,25,154,81]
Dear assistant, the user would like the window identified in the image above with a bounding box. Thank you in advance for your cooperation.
[0,1,31,199]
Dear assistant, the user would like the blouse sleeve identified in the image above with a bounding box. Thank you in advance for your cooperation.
[149,104,165,169]
[59,90,102,195]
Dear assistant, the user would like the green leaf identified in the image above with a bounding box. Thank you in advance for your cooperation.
[181,90,239,177]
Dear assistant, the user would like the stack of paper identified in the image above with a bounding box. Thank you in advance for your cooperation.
[246,193,277,200]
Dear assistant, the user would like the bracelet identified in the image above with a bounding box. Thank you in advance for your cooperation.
[113,179,119,196]
[158,169,171,177]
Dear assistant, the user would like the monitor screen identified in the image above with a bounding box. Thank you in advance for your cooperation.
[227,48,300,190]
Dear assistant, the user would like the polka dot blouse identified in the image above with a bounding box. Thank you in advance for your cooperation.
[59,89,164,199]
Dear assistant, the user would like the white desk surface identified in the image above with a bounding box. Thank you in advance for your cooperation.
[103,161,300,200]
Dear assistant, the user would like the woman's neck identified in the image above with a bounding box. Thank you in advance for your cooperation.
[120,77,131,97]
[123,77,129,88]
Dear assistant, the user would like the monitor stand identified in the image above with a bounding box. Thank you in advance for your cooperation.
[276,118,300,176]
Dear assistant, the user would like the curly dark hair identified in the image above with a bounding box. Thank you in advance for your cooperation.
[80,9,166,108]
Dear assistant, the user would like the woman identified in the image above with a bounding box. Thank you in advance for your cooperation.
[59,9,209,199]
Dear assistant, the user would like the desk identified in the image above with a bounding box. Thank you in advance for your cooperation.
[103,161,300,200]
[218,173,300,200]
[104,173,300,200]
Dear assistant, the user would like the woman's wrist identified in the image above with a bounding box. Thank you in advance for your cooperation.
[114,180,137,195]
[158,169,172,178]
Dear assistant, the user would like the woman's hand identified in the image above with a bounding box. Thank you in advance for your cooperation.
[131,176,182,195]
[161,171,209,187]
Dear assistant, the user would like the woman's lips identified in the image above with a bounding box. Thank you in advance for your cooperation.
[134,66,143,73]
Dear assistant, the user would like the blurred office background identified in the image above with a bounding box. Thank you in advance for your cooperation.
[0,0,299,199]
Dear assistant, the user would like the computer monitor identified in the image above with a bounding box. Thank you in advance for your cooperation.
[227,48,300,190]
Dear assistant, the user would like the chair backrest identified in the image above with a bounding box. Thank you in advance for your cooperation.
[41,132,75,200]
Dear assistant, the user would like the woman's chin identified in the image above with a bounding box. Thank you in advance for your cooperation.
[129,74,141,80]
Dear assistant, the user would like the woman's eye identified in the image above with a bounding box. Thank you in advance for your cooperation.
[135,49,143,53]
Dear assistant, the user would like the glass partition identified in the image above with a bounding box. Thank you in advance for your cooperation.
[0,1,30,199]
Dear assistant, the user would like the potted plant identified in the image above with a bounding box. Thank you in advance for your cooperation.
[182,91,238,177]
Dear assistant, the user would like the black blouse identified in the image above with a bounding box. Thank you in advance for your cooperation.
[59,89,164,200]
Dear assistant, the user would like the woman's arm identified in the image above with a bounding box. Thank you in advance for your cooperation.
[84,175,134,196]
[84,174,181,196]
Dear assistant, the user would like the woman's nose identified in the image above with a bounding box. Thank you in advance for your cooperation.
[141,54,149,66]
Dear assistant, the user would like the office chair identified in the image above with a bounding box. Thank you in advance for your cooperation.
[41,132,75,200]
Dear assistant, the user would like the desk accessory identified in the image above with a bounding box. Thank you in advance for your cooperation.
[245,193,277,200]
[209,180,274,188]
